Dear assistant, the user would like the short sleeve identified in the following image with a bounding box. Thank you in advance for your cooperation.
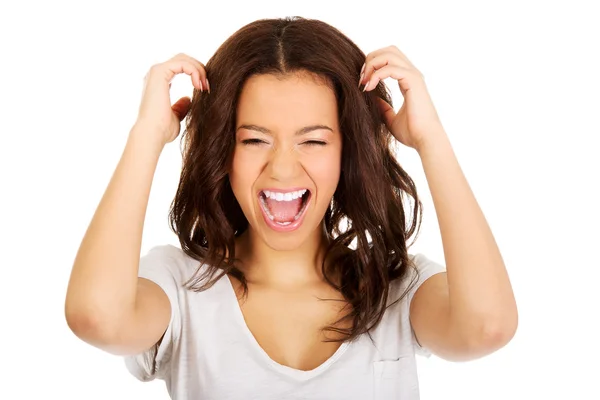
[407,253,446,357]
[124,245,183,381]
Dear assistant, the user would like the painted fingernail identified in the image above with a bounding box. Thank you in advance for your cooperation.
[199,80,204,91]
[206,78,210,93]
[358,72,364,88]
[360,63,366,76]
[363,80,369,91]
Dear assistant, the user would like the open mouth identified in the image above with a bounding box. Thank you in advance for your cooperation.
[258,189,312,227]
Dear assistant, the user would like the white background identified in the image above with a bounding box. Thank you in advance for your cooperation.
[1,0,598,398]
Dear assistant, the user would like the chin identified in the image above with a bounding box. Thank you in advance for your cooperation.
[259,230,312,251]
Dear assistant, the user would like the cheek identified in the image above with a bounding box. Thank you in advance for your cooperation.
[230,150,263,198]
[306,150,341,194]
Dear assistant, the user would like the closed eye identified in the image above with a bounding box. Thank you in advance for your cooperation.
[241,139,326,146]
[241,139,268,145]
[303,140,327,146]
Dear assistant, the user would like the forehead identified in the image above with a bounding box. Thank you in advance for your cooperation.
[236,72,339,128]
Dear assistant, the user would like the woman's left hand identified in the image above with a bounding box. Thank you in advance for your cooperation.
[359,45,445,151]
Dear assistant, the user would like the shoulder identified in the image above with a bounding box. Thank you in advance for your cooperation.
[389,252,446,302]
[408,252,446,287]
[374,252,446,357]
[125,245,232,381]
[139,244,207,283]
[142,243,194,267]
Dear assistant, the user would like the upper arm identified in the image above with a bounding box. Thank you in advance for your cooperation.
[409,272,461,359]
[67,275,172,357]
[409,271,511,361]
[123,246,186,380]
[103,246,182,359]
[111,277,172,356]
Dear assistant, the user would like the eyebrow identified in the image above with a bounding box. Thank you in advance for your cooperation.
[236,124,334,136]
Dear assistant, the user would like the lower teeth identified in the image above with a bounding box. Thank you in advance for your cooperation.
[260,192,309,225]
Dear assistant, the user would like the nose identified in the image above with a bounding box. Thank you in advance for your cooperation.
[267,143,301,182]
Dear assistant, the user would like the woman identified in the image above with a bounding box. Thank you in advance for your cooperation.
[65,16,518,399]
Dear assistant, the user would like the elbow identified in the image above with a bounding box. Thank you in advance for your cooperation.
[476,319,517,351]
[65,303,123,349]
[464,311,519,359]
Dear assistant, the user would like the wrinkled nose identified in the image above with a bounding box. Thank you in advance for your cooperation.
[267,145,301,182]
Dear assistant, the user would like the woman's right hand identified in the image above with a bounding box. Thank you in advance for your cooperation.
[136,53,208,146]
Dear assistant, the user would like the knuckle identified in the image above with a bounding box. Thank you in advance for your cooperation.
[146,62,170,81]
[410,69,423,79]
[147,64,161,75]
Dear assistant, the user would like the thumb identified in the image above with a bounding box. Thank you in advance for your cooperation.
[376,97,396,130]
[172,96,192,121]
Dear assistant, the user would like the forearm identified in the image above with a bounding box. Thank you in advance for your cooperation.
[417,129,517,339]
[65,125,165,332]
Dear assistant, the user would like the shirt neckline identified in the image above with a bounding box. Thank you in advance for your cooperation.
[222,274,351,381]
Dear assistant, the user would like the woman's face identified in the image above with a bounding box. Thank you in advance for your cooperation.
[230,72,342,251]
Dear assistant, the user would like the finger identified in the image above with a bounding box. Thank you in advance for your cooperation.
[359,49,386,85]
[376,97,396,130]
[363,64,416,95]
[359,52,406,88]
[364,45,414,68]
[163,60,204,91]
[359,46,418,87]
[179,55,208,90]
[383,45,414,66]
[173,53,208,90]
[363,47,392,64]
[172,96,192,121]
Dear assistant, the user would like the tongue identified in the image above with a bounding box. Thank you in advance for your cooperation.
[266,197,303,223]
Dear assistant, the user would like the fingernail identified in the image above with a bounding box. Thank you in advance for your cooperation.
[199,80,204,91]
[360,63,366,76]
[206,79,210,93]
[358,72,364,88]
[363,80,369,92]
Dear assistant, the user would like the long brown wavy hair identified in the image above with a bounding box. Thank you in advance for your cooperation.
[169,16,423,343]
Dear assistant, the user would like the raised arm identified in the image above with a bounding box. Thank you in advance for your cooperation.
[64,54,207,355]
[359,45,518,361]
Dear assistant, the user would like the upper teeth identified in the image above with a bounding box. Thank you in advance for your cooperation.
[263,189,307,201]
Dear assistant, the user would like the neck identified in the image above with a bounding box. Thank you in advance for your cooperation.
[234,223,331,288]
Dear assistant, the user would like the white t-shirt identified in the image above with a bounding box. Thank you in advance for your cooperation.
[124,244,446,400]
